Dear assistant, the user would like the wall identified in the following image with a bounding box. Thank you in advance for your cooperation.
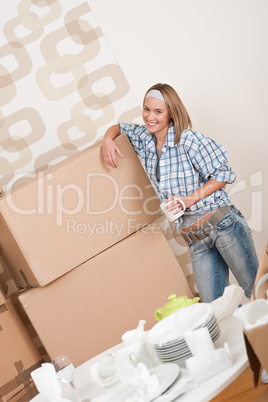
[0,0,140,191]
[89,0,268,262]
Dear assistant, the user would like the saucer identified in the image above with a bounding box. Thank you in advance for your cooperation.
[106,363,180,402]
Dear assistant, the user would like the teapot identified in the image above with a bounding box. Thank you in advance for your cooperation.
[155,294,200,321]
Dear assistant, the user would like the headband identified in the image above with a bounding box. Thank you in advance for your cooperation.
[145,89,166,103]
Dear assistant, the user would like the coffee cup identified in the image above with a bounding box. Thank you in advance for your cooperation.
[99,354,116,379]
[160,198,186,222]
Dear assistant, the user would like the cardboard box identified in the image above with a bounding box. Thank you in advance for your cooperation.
[8,290,49,362]
[244,324,268,387]
[4,381,38,402]
[0,135,161,288]
[244,243,268,386]
[19,223,193,367]
[0,287,42,401]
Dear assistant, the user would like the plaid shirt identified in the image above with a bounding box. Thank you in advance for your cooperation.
[119,123,236,228]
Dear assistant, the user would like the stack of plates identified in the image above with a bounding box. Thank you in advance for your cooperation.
[154,337,192,366]
[148,304,221,366]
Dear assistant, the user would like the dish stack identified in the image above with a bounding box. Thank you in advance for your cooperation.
[148,303,221,366]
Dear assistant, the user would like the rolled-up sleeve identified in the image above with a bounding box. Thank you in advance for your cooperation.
[119,123,148,153]
[188,132,236,184]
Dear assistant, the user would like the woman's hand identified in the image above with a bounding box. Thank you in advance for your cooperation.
[164,195,193,214]
[102,124,123,168]
[103,138,123,168]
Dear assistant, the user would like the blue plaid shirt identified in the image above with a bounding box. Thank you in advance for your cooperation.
[119,123,236,228]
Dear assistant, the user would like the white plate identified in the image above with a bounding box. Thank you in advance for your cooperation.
[106,363,180,402]
[158,352,192,362]
[153,314,218,350]
[155,339,188,350]
[156,343,189,354]
[156,346,191,356]
[148,304,213,346]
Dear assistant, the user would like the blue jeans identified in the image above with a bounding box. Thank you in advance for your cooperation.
[188,206,258,303]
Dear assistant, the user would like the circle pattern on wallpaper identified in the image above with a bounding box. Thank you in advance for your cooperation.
[0,0,140,190]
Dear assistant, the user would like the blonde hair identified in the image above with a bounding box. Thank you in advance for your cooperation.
[144,83,192,144]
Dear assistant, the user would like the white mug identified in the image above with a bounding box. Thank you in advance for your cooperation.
[160,198,186,222]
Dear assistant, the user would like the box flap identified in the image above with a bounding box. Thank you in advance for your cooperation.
[244,322,268,387]
[243,332,261,387]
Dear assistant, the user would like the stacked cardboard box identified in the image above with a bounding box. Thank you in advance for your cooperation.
[0,135,161,288]
[243,243,268,387]
[0,287,42,401]
[0,134,193,373]
[19,222,193,366]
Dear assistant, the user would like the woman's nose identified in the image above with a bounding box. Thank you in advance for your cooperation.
[147,111,154,120]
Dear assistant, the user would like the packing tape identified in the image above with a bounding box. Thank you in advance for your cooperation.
[0,360,43,397]
[0,305,7,314]
[1,380,38,402]
[0,305,8,333]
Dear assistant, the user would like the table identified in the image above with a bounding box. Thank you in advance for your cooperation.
[173,314,248,401]
[31,313,249,402]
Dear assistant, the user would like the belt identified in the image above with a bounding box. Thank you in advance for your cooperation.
[181,206,232,244]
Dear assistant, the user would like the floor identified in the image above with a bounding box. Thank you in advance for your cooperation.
[211,366,268,401]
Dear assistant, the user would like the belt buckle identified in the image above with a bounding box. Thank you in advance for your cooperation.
[195,230,206,240]
[190,231,203,241]
[182,232,192,244]
[182,229,208,243]
[188,232,196,242]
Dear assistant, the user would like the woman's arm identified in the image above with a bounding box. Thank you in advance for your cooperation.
[102,124,123,168]
[166,180,227,212]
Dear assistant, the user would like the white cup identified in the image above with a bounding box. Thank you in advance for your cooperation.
[99,354,116,380]
[160,198,186,222]
[185,343,233,383]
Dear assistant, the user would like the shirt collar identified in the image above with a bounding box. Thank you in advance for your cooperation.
[140,125,177,149]
[139,129,155,149]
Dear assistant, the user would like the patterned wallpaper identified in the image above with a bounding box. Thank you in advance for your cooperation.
[0,0,141,191]
[0,0,196,307]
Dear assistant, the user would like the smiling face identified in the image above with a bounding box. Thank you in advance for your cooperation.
[142,97,171,139]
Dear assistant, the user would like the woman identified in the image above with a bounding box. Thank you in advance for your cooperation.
[102,83,258,302]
